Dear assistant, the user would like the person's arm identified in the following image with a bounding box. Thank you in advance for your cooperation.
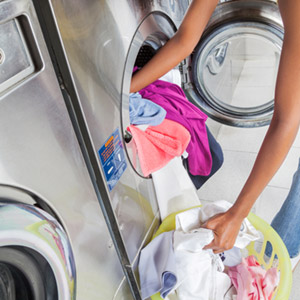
[203,0,300,253]
[130,0,218,93]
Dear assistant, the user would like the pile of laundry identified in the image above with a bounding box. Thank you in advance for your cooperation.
[138,201,279,300]
[128,70,223,189]
[128,78,211,176]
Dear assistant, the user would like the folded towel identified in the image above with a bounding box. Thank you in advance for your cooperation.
[128,119,191,176]
[129,92,166,126]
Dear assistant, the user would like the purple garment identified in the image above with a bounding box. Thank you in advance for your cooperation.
[139,80,212,176]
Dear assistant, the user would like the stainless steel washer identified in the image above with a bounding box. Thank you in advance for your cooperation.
[0,0,285,299]
[183,0,283,127]
[0,0,165,299]
[0,0,189,299]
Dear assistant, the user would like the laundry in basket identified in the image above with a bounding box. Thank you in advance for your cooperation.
[139,202,292,300]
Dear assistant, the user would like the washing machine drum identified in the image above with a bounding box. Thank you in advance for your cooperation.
[184,0,283,127]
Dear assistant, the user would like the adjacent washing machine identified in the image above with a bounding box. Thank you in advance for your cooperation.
[0,0,283,299]
[0,0,135,299]
[184,0,283,127]
[0,0,189,299]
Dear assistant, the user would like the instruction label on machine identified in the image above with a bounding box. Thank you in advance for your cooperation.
[98,128,127,191]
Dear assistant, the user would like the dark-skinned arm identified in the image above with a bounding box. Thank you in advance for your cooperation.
[130,0,219,93]
[203,0,300,253]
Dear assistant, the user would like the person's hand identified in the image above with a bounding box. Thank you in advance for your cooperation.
[202,209,244,253]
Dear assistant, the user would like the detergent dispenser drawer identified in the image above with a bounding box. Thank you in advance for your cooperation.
[0,17,39,95]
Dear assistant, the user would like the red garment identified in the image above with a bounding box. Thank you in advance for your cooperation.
[128,119,191,176]
[228,255,278,300]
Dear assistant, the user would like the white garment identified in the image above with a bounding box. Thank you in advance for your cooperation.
[174,229,232,300]
[138,231,177,300]
[174,228,214,252]
[175,200,260,248]
[224,286,237,300]
[159,68,182,87]
[165,291,179,300]
[172,201,260,300]
[174,205,232,300]
[220,247,243,267]
[152,157,201,221]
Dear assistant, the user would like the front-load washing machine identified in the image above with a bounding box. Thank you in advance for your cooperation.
[184,0,283,127]
[0,0,284,299]
[0,0,190,299]
[121,0,283,129]
[30,1,192,299]
[0,0,135,299]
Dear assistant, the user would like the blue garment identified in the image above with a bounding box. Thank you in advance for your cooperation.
[138,231,177,299]
[267,158,300,258]
[183,126,224,189]
[129,92,166,126]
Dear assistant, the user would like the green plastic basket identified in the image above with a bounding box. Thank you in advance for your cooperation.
[151,207,292,300]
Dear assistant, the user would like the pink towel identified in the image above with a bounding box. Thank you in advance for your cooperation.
[128,119,191,176]
[228,255,278,300]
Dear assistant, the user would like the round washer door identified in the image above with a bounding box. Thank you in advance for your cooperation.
[183,0,283,127]
[122,12,177,177]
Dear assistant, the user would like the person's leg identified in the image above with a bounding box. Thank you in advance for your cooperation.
[270,158,300,258]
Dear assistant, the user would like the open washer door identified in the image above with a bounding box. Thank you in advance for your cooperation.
[183,0,283,127]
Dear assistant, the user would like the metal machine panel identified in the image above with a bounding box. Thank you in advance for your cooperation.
[114,278,135,300]
[42,0,189,266]
[0,0,129,299]
[182,0,283,127]
[0,18,35,94]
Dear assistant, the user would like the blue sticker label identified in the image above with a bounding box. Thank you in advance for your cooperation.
[98,128,127,191]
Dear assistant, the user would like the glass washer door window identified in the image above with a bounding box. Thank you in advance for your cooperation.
[194,22,282,114]
[185,0,284,127]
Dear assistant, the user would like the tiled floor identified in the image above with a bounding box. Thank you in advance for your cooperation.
[197,117,300,299]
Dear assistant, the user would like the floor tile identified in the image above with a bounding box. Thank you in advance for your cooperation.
[206,118,223,139]
[217,124,268,153]
[231,85,274,108]
[197,150,257,203]
[229,57,277,107]
[254,185,289,224]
